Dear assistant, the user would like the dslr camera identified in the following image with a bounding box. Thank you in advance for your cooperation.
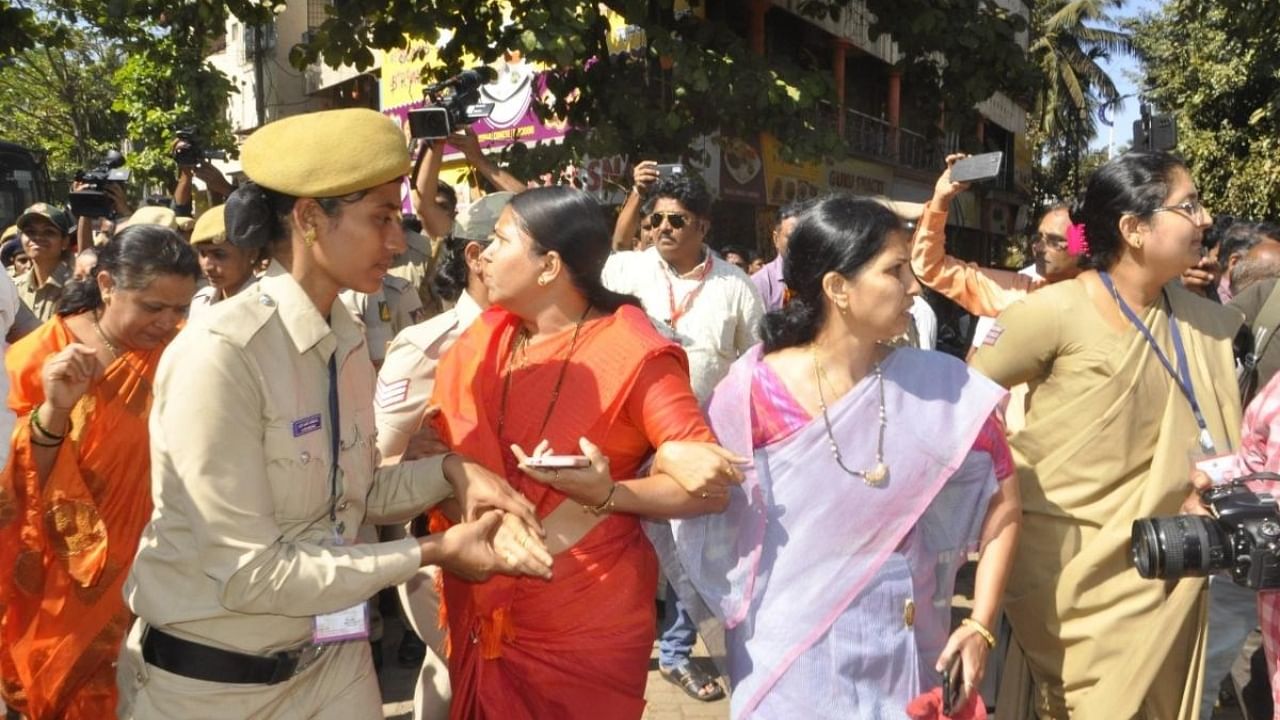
[69,150,131,219]
[173,128,227,167]
[1131,474,1280,589]
[408,66,496,141]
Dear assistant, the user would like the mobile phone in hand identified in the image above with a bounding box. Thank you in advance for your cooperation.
[654,163,685,181]
[523,455,591,469]
[941,655,964,716]
[949,151,1004,184]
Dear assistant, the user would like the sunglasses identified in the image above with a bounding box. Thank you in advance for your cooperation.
[649,212,689,230]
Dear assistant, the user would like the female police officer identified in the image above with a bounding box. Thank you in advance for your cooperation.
[117,108,552,720]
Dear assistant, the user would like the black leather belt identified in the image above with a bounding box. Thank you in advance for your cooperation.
[142,626,327,685]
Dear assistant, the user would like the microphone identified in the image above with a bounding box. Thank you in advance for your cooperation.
[426,66,497,95]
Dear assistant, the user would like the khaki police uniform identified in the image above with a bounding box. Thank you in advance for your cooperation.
[119,272,451,719]
[387,229,444,319]
[14,261,72,322]
[340,275,424,368]
[118,107,443,720]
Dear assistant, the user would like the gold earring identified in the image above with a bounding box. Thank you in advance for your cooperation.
[303,227,316,247]
[1134,238,1144,249]
[538,277,549,287]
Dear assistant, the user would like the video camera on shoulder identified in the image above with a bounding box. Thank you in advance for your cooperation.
[173,127,228,167]
[69,150,131,219]
[407,66,497,141]
[1131,474,1280,589]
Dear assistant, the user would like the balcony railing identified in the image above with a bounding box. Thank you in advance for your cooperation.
[844,109,942,172]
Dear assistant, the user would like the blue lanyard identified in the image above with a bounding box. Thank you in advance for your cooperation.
[327,353,342,528]
[1099,271,1215,453]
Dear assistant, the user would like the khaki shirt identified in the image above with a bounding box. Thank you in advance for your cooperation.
[374,290,483,462]
[14,262,72,322]
[340,276,425,367]
[126,272,451,655]
[388,230,443,319]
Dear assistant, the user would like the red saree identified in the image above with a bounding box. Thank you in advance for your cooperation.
[0,317,164,718]
[431,305,713,720]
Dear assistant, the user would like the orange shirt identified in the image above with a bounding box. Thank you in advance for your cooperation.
[910,206,1041,317]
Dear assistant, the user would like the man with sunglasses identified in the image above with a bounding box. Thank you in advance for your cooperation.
[602,172,764,704]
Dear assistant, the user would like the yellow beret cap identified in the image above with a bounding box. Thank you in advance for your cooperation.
[241,108,410,197]
[191,205,227,245]
[126,206,178,229]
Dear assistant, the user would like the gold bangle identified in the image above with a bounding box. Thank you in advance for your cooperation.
[961,617,996,649]
[583,484,618,516]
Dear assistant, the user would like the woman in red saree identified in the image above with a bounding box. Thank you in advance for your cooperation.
[0,226,199,719]
[432,187,743,719]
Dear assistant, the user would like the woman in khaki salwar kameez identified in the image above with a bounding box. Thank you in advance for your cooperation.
[972,152,1242,720]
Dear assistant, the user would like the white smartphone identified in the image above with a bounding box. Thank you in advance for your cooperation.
[524,455,591,469]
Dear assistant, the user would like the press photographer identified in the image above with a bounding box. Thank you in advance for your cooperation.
[67,150,131,220]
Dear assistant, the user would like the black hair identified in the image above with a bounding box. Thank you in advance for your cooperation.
[647,173,713,218]
[1070,151,1189,270]
[436,182,458,212]
[401,214,424,234]
[761,195,903,353]
[224,180,363,251]
[1218,221,1280,271]
[508,186,641,313]
[431,234,487,304]
[778,197,817,223]
[58,224,200,316]
[1204,214,1235,256]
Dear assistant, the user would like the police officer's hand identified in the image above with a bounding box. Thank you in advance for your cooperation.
[442,454,543,533]
[41,344,101,412]
[434,510,552,581]
[654,440,748,501]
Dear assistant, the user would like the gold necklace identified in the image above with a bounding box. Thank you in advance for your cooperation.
[92,310,121,360]
[497,305,591,440]
[812,347,889,487]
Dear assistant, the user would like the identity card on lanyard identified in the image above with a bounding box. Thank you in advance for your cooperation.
[314,353,370,644]
[1099,271,1218,455]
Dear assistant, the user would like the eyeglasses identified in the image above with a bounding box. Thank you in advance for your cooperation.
[649,212,688,230]
[1152,198,1208,223]
[1030,232,1068,250]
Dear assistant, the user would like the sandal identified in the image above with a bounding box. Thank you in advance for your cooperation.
[659,662,726,702]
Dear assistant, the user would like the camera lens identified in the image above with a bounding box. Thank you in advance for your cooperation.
[1131,515,1229,579]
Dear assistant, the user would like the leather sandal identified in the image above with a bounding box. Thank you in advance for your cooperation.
[659,662,725,702]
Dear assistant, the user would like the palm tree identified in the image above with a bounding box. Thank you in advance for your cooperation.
[1030,0,1135,197]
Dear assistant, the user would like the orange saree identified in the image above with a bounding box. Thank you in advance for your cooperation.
[0,317,164,718]
[432,305,714,720]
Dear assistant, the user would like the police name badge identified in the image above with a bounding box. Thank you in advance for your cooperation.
[313,603,370,644]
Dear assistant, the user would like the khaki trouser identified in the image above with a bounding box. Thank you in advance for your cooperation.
[116,621,382,720]
[396,565,452,720]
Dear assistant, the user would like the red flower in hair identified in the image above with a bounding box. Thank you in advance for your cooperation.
[1066,223,1090,257]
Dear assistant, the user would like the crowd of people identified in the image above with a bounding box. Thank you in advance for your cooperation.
[0,104,1279,720]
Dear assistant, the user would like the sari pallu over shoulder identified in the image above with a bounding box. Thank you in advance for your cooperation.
[672,346,1007,718]
[993,285,1241,720]
[431,305,690,720]
[0,317,162,719]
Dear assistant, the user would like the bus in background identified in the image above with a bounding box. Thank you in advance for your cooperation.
[0,140,51,230]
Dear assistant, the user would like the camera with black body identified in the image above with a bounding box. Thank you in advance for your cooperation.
[1131,473,1280,589]
[173,128,227,167]
[69,150,131,219]
[407,66,497,141]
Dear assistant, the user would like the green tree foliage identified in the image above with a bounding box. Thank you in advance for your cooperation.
[1028,0,1133,204]
[0,23,127,194]
[286,0,1034,173]
[1132,0,1280,220]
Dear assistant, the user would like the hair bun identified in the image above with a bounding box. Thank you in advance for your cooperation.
[225,182,274,250]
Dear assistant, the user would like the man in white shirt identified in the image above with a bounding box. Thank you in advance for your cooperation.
[602,173,763,702]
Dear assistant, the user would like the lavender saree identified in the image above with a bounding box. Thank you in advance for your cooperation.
[672,347,1007,719]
